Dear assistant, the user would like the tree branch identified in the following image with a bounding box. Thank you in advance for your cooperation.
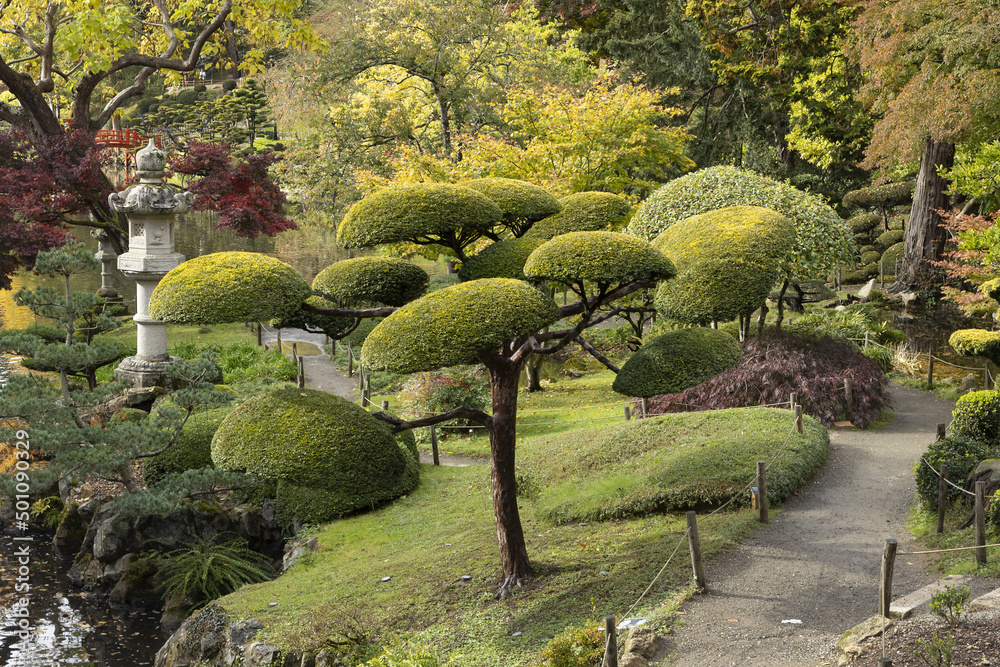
[371,407,492,433]
[556,277,657,319]
[302,302,397,319]
[575,335,619,373]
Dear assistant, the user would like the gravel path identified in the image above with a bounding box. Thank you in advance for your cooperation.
[662,385,967,666]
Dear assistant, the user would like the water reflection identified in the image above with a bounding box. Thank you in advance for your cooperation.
[0,212,344,330]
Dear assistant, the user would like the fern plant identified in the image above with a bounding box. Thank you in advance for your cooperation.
[158,536,274,605]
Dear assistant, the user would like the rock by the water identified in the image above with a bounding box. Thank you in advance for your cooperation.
[857,278,876,300]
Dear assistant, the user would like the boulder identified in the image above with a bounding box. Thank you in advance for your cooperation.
[92,513,136,563]
[624,625,658,659]
[53,501,88,559]
[619,653,648,667]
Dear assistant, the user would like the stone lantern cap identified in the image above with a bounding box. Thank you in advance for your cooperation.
[108,139,194,216]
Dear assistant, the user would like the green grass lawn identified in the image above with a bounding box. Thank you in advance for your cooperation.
[907,504,1000,578]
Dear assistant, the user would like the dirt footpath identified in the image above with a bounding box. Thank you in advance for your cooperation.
[663,385,967,666]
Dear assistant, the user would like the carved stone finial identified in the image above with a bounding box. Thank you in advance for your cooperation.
[136,138,166,182]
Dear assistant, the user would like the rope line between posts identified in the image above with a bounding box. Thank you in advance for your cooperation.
[898,543,1000,555]
[919,457,977,496]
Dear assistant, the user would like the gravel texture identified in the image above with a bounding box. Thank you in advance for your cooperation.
[662,385,999,666]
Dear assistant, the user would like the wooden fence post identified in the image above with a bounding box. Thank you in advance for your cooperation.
[794,405,804,434]
[297,356,305,388]
[347,341,354,377]
[431,426,440,466]
[864,332,870,351]
[276,329,282,354]
[624,406,631,420]
[256,322,262,346]
[686,511,707,591]
[641,398,649,419]
[603,616,618,667]
[936,423,946,440]
[292,342,298,358]
[844,378,854,423]
[985,362,991,390]
[381,399,389,411]
[937,463,948,534]
[926,348,934,389]
[756,461,769,524]
[975,481,987,565]
[790,392,797,410]
[879,260,884,289]
[879,539,898,618]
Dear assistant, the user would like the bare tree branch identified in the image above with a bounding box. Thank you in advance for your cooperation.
[302,301,398,319]
[371,406,493,432]
[575,335,619,373]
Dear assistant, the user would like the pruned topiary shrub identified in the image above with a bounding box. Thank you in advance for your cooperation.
[914,436,997,509]
[523,231,676,286]
[652,206,795,324]
[950,390,1000,445]
[336,183,502,249]
[312,256,429,307]
[950,329,1000,368]
[648,331,890,428]
[875,229,905,250]
[458,238,545,281]
[613,328,740,398]
[143,406,235,486]
[458,177,562,236]
[524,191,632,240]
[361,279,560,374]
[212,388,418,523]
[881,242,904,270]
[849,213,882,233]
[149,252,311,324]
[842,181,914,210]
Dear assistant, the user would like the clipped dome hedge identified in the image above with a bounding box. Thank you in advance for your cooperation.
[524,192,631,240]
[627,166,856,278]
[312,256,429,307]
[458,178,562,234]
[361,278,560,373]
[458,238,546,281]
[613,328,741,398]
[149,252,311,324]
[950,330,1000,365]
[143,406,235,486]
[337,183,502,248]
[523,231,676,286]
[212,388,418,520]
[653,206,796,324]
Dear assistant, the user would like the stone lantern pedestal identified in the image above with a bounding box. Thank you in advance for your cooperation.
[111,139,193,388]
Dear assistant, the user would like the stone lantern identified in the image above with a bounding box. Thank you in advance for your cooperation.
[110,139,193,388]
[91,228,124,308]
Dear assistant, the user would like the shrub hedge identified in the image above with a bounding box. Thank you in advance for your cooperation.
[842,181,914,209]
[361,278,560,373]
[875,229,905,250]
[143,406,235,486]
[612,328,741,398]
[337,183,502,248]
[524,192,631,240]
[312,256,429,307]
[457,178,561,234]
[950,330,1000,366]
[458,238,546,281]
[523,231,676,286]
[149,252,311,324]
[951,390,1000,445]
[914,436,997,509]
[212,388,418,522]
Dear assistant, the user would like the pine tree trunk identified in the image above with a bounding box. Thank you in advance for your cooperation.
[892,139,955,292]
[482,354,532,597]
[524,354,543,392]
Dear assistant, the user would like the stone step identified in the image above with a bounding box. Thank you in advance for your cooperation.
[968,586,1000,613]
[889,574,971,619]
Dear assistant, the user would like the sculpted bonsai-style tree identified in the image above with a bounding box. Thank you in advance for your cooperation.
[149,180,676,596]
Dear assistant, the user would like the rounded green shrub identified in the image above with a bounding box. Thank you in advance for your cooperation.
[888,215,906,230]
[212,388,418,520]
[221,79,238,91]
[842,264,878,285]
[143,406,235,486]
[914,436,996,508]
[612,328,741,398]
[951,390,1000,445]
[875,229,905,250]
[524,192,632,240]
[842,181,914,209]
[860,245,877,254]
[271,295,355,339]
[981,278,1000,302]
[361,279,560,373]
[149,252,311,324]
[457,178,561,234]
[881,242,904,270]
[653,206,796,324]
[627,165,856,278]
[312,256,429,307]
[854,232,872,247]
[458,238,545,281]
[861,251,882,265]
[523,231,676,286]
[848,213,882,233]
[950,330,1000,366]
[337,183,502,248]
[539,623,604,667]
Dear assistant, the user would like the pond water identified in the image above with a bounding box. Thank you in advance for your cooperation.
[0,535,166,667]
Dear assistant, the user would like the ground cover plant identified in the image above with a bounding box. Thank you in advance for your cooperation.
[648,330,891,428]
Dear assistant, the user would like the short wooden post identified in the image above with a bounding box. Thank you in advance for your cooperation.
[936,423,946,440]
[844,378,854,423]
[347,341,354,377]
[864,331,870,351]
[926,348,934,388]
[790,392,797,410]
[686,511,706,590]
[937,463,948,534]
[276,329,282,354]
[362,372,371,407]
[603,616,618,667]
[431,426,440,466]
[381,399,389,411]
[641,398,649,419]
[878,659,893,666]
[975,481,987,565]
[986,362,992,390]
[879,260,884,289]
[624,406,631,420]
[794,405,804,434]
[256,322,262,346]
[879,539,898,618]
[756,461,768,524]
[297,356,305,388]
[292,342,298,358]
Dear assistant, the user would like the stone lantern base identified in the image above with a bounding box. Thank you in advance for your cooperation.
[115,355,181,389]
